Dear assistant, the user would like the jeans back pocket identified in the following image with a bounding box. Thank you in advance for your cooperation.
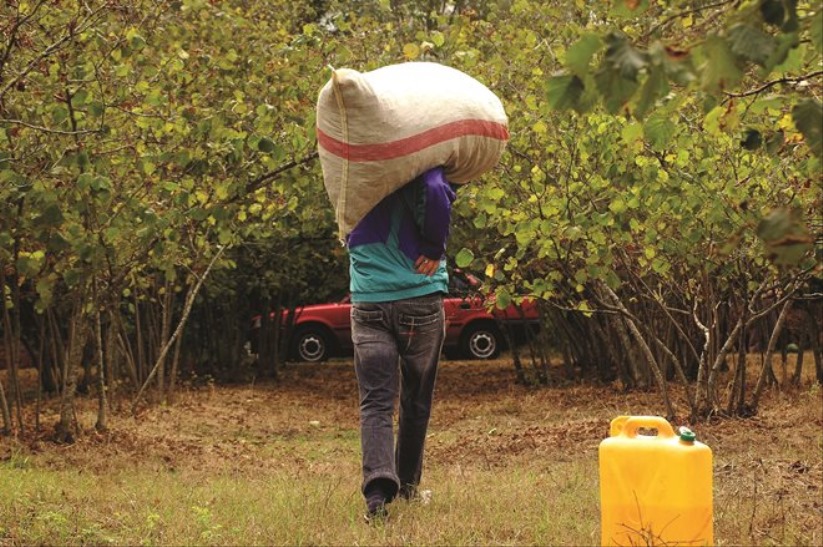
[352,307,384,326]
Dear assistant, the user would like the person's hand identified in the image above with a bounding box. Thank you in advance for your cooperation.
[415,255,440,276]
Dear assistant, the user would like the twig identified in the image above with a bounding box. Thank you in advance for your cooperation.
[644,0,738,39]
[724,71,823,99]
[131,245,227,414]
[0,4,111,100]
[0,118,101,136]
[241,150,319,197]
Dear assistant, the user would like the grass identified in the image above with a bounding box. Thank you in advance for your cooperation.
[0,358,820,546]
[0,461,601,546]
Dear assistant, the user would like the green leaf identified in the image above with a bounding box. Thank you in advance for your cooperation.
[765,130,785,155]
[130,34,147,50]
[91,176,112,192]
[792,100,823,158]
[760,0,785,26]
[759,0,798,30]
[258,136,276,153]
[455,248,475,268]
[610,0,649,18]
[73,151,90,171]
[52,105,69,125]
[602,32,647,80]
[763,31,799,72]
[700,34,743,93]
[727,23,775,67]
[77,172,94,190]
[756,207,814,265]
[634,65,668,119]
[740,128,762,150]
[71,90,89,107]
[778,0,799,31]
[660,46,696,87]
[547,74,586,112]
[494,288,512,311]
[140,159,156,176]
[643,112,676,149]
[621,122,643,144]
[565,34,602,76]
[88,101,105,117]
[609,198,627,214]
[35,276,55,310]
[16,251,45,276]
[811,10,823,55]
[63,268,83,289]
[594,68,638,114]
[34,204,64,227]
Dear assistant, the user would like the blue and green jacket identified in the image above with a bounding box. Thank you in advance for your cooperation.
[346,167,456,303]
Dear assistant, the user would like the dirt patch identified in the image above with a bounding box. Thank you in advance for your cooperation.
[3,359,819,474]
[2,358,820,545]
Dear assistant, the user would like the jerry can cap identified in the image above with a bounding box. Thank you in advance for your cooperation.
[678,426,696,442]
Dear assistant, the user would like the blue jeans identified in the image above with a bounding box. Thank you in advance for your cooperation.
[351,292,445,501]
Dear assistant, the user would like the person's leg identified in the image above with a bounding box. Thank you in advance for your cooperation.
[351,302,401,511]
[393,293,445,497]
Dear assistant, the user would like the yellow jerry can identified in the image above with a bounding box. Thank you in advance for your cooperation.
[599,415,713,546]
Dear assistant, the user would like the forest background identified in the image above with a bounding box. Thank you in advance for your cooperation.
[0,1,822,545]
[0,0,821,466]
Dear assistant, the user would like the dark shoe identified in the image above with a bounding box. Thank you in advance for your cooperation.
[399,485,432,504]
[364,501,388,524]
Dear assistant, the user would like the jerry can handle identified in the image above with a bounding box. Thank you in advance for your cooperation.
[619,416,676,439]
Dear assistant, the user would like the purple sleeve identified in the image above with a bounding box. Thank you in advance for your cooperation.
[417,167,456,259]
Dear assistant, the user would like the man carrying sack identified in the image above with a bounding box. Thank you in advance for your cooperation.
[347,166,455,522]
[315,62,509,522]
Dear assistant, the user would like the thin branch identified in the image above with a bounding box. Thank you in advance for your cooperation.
[0,3,110,100]
[724,71,823,100]
[0,118,101,136]
[131,245,227,414]
[644,0,738,39]
[0,0,49,77]
[241,150,319,197]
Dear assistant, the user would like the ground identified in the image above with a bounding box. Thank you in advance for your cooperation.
[1,357,821,545]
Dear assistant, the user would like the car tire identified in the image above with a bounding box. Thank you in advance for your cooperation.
[291,326,332,362]
[460,322,502,360]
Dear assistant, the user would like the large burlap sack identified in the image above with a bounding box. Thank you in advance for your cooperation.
[316,62,509,238]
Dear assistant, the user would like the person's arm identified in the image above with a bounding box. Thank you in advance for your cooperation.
[415,167,456,260]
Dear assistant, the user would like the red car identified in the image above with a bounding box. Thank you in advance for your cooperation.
[252,271,539,362]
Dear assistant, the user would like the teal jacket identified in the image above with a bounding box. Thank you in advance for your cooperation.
[346,167,456,303]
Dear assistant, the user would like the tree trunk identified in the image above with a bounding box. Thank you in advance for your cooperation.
[105,318,117,409]
[132,246,225,412]
[94,281,108,433]
[705,316,743,414]
[604,299,643,388]
[602,284,675,420]
[791,346,805,386]
[166,332,184,403]
[649,332,696,416]
[157,281,174,394]
[134,287,145,384]
[0,358,11,435]
[692,299,712,419]
[55,301,86,444]
[727,323,748,416]
[1,264,24,433]
[751,299,792,410]
[114,308,139,388]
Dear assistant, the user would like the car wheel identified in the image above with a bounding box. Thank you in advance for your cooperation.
[292,326,331,362]
[461,322,502,360]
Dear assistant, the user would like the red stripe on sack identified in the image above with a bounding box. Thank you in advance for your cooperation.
[317,119,509,162]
